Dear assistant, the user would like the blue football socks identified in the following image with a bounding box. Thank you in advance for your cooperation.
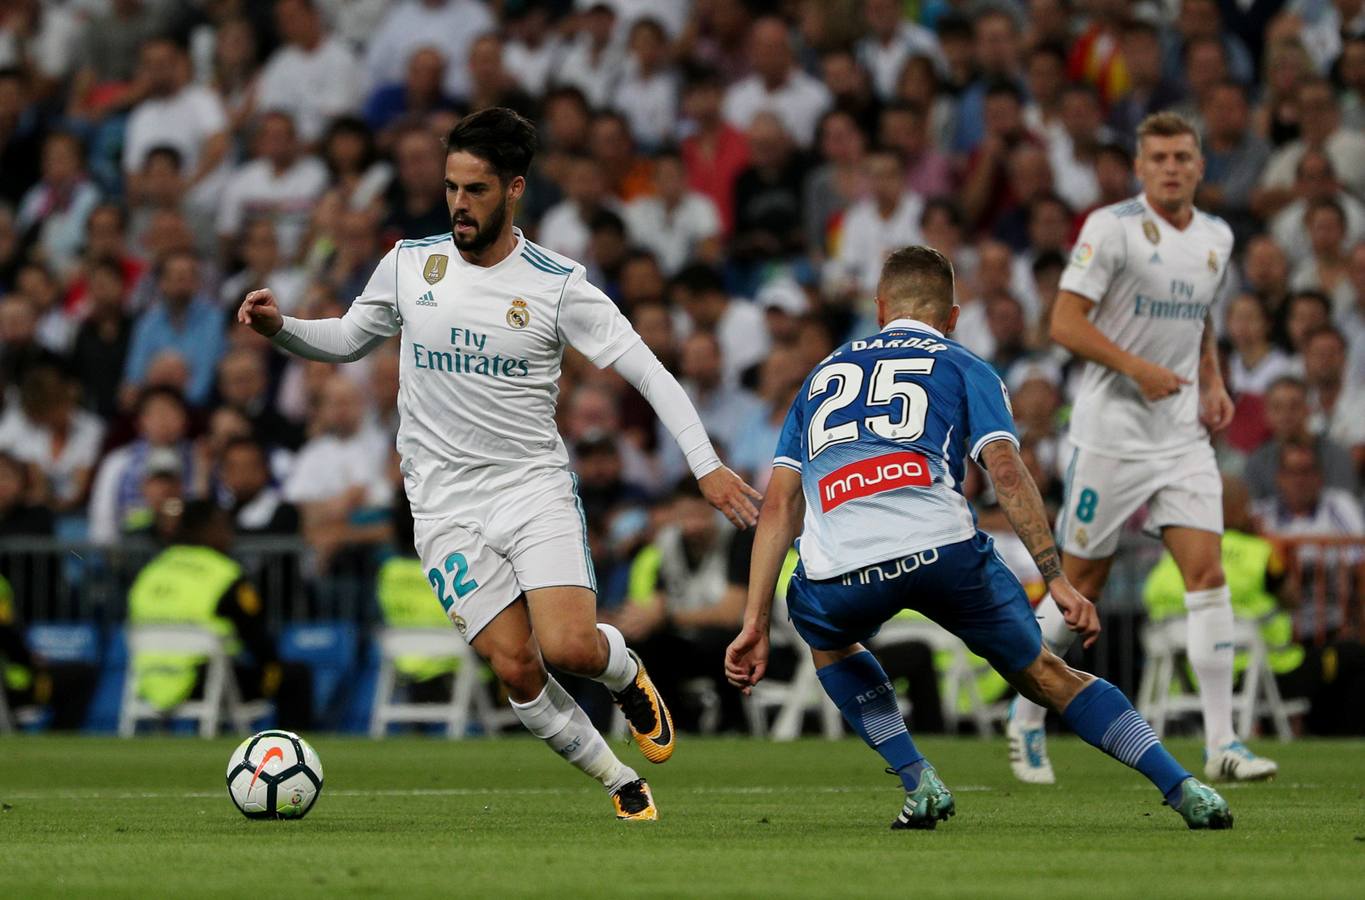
[817,650,927,791]
[1063,679,1189,803]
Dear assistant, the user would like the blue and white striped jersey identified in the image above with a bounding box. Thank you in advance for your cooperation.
[774,318,1018,579]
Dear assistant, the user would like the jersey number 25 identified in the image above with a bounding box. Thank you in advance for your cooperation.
[807,359,936,459]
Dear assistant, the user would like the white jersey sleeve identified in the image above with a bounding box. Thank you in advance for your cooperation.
[556,268,637,366]
[1059,208,1126,304]
[272,246,400,362]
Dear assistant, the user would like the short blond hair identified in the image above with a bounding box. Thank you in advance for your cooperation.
[1136,111,1201,153]
[878,245,956,322]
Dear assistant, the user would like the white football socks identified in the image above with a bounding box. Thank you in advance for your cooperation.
[510,676,636,793]
[1186,585,1236,752]
[1012,594,1079,729]
[594,623,639,693]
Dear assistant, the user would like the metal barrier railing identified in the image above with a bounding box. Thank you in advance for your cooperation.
[1272,536,1365,645]
[0,536,378,633]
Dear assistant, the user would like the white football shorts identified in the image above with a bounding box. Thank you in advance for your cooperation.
[411,470,596,642]
[1056,442,1223,560]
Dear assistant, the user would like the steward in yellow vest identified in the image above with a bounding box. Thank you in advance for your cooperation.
[127,500,311,727]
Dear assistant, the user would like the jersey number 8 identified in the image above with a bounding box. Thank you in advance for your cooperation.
[807,359,936,459]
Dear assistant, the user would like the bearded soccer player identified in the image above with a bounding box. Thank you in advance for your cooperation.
[1005,111,1277,785]
[238,108,760,821]
[725,246,1232,830]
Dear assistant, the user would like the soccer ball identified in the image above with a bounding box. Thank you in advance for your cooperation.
[226,730,324,819]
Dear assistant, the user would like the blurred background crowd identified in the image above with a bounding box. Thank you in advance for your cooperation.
[1,0,1363,736]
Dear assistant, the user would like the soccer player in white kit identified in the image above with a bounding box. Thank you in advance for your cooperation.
[1006,112,1278,784]
[238,108,761,821]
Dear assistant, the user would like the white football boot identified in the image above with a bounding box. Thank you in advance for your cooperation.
[1203,740,1278,782]
[1007,699,1056,785]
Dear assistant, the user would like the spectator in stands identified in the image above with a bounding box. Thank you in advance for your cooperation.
[954,7,1026,154]
[1169,0,1255,87]
[1108,19,1186,139]
[856,0,942,101]
[219,219,307,317]
[216,112,329,263]
[0,365,104,513]
[381,126,449,242]
[1199,81,1270,241]
[16,131,100,278]
[282,374,392,569]
[88,386,195,545]
[216,347,303,452]
[538,155,615,262]
[729,347,806,490]
[722,17,831,148]
[680,66,749,235]
[1173,35,1231,131]
[1343,242,1365,382]
[0,292,62,389]
[363,46,458,139]
[69,257,132,419]
[671,263,767,385]
[731,113,807,267]
[991,145,1054,253]
[1226,293,1296,398]
[826,145,923,305]
[1244,377,1358,499]
[960,80,1038,234]
[126,499,312,728]
[0,67,43,208]
[613,18,679,150]
[1270,150,1365,266]
[879,100,952,200]
[1341,34,1365,129]
[465,32,534,117]
[255,0,361,145]
[317,117,392,215]
[1242,233,1294,343]
[503,2,562,99]
[1302,326,1365,458]
[819,48,878,135]
[127,146,195,256]
[1258,78,1365,213]
[121,38,229,212]
[363,0,495,105]
[1285,290,1334,360]
[588,111,654,204]
[123,250,225,407]
[14,261,75,355]
[1291,200,1355,315]
[66,0,171,120]
[624,148,723,277]
[615,478,751,732]
[219,437,299,537]
[1047,85,1110,213]
[801,109,867,261]
[553,2,622,109]
[1253,441,1365,646]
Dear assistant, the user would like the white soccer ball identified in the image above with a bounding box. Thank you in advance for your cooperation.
[226,730,324,819]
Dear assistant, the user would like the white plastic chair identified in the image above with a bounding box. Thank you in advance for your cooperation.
[871,618,1009,738]
[368,626,513,738]
[744,597,843,741]
[1137,616,1307,742]
[119,624,268,738]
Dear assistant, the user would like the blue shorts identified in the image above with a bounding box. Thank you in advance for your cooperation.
[786,533,1043,674]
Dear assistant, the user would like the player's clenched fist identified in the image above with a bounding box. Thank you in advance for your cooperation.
[1129,358,1189,402]
[698,466,762,528]
[237,289,284,337]
[1049,579,1101,649]
[724,625,769,695]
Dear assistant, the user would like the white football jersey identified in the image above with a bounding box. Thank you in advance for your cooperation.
[1058,194,1234,459]
[341,228,639,518]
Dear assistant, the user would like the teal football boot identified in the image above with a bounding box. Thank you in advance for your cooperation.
[891,766,956,830]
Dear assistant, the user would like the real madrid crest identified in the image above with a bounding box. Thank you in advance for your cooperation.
[452,615,468,636]
[1142,219,1160,245]
[1207,250,1218,273]
[1075,527,1089,549]
[506,298,530,329]
[423,254,448,285]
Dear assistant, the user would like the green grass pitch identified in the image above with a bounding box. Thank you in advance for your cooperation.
[2,735,1363,898]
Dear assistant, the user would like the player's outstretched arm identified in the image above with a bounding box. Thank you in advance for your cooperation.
[1051,291,1189,402]
[610,341,761,527]
[237,289,389,363]
[979,438,1100,648]
[725,466,803,694]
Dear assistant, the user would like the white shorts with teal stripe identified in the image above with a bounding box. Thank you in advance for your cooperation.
[411,469,595,642]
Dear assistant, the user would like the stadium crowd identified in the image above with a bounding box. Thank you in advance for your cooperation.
[1,0,1363,734]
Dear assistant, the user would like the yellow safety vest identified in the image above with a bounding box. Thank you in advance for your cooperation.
[376,556,461,682]
[0,575,32,692]
[127,545,242,710]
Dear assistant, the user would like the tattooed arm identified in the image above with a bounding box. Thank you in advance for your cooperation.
[979,438,1101,647]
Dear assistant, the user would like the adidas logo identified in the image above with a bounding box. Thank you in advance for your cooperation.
[416,290,437,307]
[1149,252,1162,264]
